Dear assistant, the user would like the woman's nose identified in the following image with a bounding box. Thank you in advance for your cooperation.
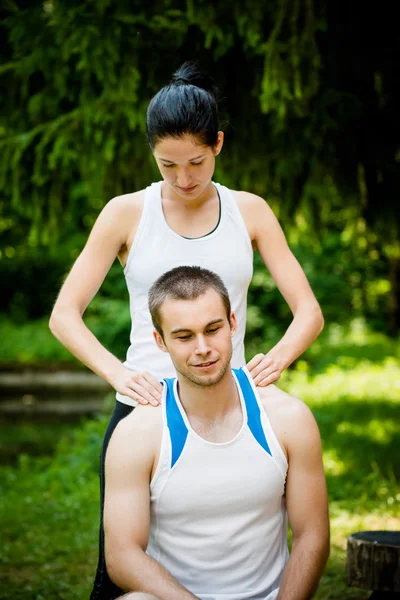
[176,168,192,188]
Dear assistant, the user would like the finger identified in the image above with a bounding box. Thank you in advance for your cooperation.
[250,359,274,380]
[120,387,149,405]
[246,353,266,372]
[133,393,149,406]
[253,367,278,385]
[135,376,162,405]
[128,379,160,406]
[141,372,163,397]
[256,372,281,387]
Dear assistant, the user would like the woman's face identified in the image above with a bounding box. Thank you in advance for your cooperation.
[153,132,224,201]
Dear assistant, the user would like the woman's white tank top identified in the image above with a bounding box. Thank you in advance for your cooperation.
[147,367,289,599]
[116,181,253,406]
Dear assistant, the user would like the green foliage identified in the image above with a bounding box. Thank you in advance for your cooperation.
[0,0,341,243]
[0,416,106,599]
[260,0,321,119]
[0,254,131,364]
[0,316,77,364]
[0,307,131,365]
[247,205,392,356]
[0,420,74,464]
[1,0,399,334]
[0,249,70,321]
[85,295,131,361]
[1,346,399,599]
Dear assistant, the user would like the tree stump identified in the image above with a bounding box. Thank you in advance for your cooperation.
[346,531,400,595]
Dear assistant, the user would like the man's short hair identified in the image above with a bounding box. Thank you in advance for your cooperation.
[148,266,231,336]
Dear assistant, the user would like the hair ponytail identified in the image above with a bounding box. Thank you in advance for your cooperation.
[146,62,220,149]
[171,62,218,100]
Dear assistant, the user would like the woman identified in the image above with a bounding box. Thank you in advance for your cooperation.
[49,62,323,599]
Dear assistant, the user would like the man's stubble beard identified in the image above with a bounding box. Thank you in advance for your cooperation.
[174,346,233,389]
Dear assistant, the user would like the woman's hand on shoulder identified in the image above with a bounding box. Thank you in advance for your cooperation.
[246,352,285,387]
[110,365,163,406]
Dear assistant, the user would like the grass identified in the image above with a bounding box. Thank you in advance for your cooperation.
[0,299,130,367]
[0,419,76,464]
[0,316,80,367]
[0,417,104,600]
[0,326,399,599]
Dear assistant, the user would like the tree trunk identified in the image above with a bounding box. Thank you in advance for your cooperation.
[346,531,400,593]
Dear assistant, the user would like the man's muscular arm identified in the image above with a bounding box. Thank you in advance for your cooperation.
[104,406,199,600]
[260,387,330,599]
[279,399,329,599]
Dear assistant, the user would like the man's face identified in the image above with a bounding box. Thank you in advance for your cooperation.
[154,288,237,387]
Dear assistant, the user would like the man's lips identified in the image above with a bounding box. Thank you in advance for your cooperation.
[192,360,218,369]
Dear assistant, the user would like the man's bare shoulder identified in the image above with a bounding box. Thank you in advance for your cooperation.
[257,384,320,456]
[257,383,309,416]
[109,403,163,462]
[115,402,163,437]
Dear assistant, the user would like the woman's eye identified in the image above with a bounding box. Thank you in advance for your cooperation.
[191,161,203,166]
[163,164,174,169]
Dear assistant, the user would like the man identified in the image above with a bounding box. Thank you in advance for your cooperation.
[104,266,330,600]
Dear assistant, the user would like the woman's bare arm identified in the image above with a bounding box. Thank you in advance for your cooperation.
[236,192,324,386]
[49,193,162,405]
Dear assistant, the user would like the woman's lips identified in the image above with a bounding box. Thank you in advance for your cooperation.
[177,185,197,193]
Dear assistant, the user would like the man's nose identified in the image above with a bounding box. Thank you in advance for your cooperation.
[195,336,211,354]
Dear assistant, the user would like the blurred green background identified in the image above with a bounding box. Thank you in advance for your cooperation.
[0,1,399,599]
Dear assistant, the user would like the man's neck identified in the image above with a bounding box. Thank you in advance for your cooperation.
[176,369,239,421]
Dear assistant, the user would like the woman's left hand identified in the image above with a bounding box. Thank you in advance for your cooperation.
[246,353,285,387]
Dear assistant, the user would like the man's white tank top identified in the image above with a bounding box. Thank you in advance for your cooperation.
[116,181,253,406]
[147,367,289,600]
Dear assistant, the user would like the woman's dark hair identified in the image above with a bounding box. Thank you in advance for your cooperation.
[146,62,219,149]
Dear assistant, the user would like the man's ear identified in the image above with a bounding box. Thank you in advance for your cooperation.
[229,312,237,336]
[153,330,169,353]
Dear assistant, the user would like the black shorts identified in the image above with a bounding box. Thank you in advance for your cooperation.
[90,400,134,600]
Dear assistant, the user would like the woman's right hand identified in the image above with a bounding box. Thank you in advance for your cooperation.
[110,366,163,406]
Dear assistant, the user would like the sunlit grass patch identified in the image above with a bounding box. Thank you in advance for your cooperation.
[282,357,400,404]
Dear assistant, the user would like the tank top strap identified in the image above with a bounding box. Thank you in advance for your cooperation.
[233,367,288,478]
[213,183,253,254]
[143,181,166,230]
[124,182,163,275]
[233,368,272,456]
[164,377,188,468]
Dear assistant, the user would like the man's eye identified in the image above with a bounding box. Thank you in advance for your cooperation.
[207,328,220,335]
[177,335,191,341]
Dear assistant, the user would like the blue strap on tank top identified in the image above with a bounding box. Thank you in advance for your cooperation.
[164,377,188,468]
[233,368,272,456]
[164,368,272,467]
